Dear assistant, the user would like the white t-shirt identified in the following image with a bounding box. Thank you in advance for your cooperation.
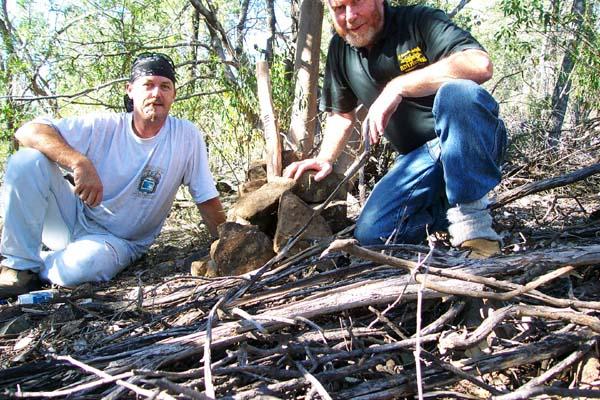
[36,112,218,253]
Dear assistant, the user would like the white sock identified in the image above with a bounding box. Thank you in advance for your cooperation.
[447,195,500,247]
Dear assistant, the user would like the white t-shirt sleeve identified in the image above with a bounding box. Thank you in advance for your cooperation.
[30,113,114,156]
[182,123,219,204]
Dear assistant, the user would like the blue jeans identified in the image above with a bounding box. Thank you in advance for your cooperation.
[354,80,507,245]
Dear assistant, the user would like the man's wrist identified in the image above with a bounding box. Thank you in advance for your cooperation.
[68,153,90,172]
[315,154,335,165]
[387,78,406,100]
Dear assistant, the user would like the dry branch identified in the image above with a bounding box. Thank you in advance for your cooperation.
[492,162,600,209]
[55,356,176,400]
[1,235,599,399]
[338,330,595,399]
[492,386,600,400]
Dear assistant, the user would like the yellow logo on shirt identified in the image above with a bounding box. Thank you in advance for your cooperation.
[398,47,428,73]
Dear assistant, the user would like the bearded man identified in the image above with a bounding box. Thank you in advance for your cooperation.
[285,0,507,258]
[0,53,225,297]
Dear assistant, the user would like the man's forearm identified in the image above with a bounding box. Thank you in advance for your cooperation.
[197,197,226,238]
[15,122,87,171]
[16,122,104,206]
[316,111,356,163]
[386,49,493,99]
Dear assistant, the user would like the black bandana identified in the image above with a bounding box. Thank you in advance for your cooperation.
[124,53,177,112]
[130,54,176,84]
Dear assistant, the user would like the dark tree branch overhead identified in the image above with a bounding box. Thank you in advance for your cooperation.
[235,0,250,59]
[448,0,472,18]
[265,0,277,63]
[1,78,129,102]
[189,0,239,85]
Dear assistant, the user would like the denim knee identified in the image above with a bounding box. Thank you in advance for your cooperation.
[354,218,381,246]
[5,148,53,184]
[432,79,506,204]
[433,80,495,115]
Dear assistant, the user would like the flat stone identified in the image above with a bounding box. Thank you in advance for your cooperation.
[274,191,332,255]
[294,170,347,203]
[215,180,236,194]
[580,356,599,386]
[282,150,303,171]
[209,239,219,261]
[205,259,219,278]
[239,178,267,197]
[230,177,296,234]
[212,222,275,276]
[225,210,252,227]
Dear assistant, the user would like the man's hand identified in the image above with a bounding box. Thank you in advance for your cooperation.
[366,84,403,145]
[364,49,493,145]
[15,122,105,207]
[283,158,333,182]
[71,157,103,207]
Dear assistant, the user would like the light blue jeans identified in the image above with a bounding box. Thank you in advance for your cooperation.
[0,149,138,287]
[354,80,507,245]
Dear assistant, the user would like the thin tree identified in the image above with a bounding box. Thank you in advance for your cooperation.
[546,0,586,149]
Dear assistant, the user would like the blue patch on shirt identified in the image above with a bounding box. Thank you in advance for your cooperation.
[138,168,162,195]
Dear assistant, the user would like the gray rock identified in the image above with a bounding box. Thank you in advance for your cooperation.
[229,177,296,234]
[0,315,32,335]
[274,191,332,255]
[294,170,347,203]
[212,222,275,276]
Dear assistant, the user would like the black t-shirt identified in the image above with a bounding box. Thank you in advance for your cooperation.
[320,3,485,154]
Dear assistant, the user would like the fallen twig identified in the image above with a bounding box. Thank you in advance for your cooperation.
[491,162,600,209]
[55,356,175,400]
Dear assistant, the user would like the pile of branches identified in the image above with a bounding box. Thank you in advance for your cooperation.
[1,233,599,399]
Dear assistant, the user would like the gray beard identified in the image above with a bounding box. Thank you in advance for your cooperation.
[343,25,379,48]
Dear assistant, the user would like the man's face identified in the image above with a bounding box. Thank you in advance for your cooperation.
[126,76,175,123]
[327,0,384,49]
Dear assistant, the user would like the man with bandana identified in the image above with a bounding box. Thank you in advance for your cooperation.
[285,0,507,258]
[0,53,226,297]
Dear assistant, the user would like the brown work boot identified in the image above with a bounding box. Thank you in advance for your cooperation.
[0,266,41,298]
[460,239,500,259]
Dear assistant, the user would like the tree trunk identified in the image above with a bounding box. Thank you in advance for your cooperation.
[546,0,586,149]
[287,0,323,156]
[235,0,250,58]
[265,0,276,63]
[256,61,283,179]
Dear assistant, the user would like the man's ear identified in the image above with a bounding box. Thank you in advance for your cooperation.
[126,82,133,99]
